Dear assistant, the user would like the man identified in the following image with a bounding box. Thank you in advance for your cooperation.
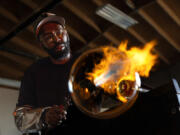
[13,13,78,135]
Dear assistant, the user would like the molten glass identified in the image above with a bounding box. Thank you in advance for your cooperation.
[68,41,157,119]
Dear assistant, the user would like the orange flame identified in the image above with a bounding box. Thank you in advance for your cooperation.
[86,41,158,102]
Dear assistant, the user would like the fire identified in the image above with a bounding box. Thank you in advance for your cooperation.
[86,40,158,103]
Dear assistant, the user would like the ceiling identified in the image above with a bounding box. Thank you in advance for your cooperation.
[0,0,180,84]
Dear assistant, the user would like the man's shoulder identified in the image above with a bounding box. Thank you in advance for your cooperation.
[26,57,50,72]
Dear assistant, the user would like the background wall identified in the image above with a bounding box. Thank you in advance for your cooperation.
[0,87,21,135]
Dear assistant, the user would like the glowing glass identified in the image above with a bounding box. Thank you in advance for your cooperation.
[68,47,140,119]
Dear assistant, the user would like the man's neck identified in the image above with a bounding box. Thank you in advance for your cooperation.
[50,53,71,64]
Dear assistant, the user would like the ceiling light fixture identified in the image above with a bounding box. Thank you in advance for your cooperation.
[96,4,138,29]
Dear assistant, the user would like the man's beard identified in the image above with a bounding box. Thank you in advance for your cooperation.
[44,41,70,60]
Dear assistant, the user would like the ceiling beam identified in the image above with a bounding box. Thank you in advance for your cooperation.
[20,0,38,9]
[0,7,33,33]
[92,0,105,6]
[103,31,120,45]
[0,55,27,72]
[0,63,24,80]
[138,2,180,52]
[76,32,111,53]
[0,50,33,67]
[1,45,39,60]
[62,0,101,33]
[0,7,19,23]
[11,36,48,57]
[157,0,180,26]
[66,26,87,44]
[0,29,48,57]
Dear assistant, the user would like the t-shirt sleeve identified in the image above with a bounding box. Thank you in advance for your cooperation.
[16,65,37,107]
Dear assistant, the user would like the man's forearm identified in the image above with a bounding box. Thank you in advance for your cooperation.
[13,106,49,133]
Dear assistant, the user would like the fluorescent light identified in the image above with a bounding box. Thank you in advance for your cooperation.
[172,78,180,94]
[172,78,180,111]
[96,4,138,29]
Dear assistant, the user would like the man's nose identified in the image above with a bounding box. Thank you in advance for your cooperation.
[53,33,61,42]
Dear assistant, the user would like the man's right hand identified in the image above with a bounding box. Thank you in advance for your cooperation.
[44,105,67,127]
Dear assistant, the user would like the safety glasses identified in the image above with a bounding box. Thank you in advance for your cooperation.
[39,27,68,49]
